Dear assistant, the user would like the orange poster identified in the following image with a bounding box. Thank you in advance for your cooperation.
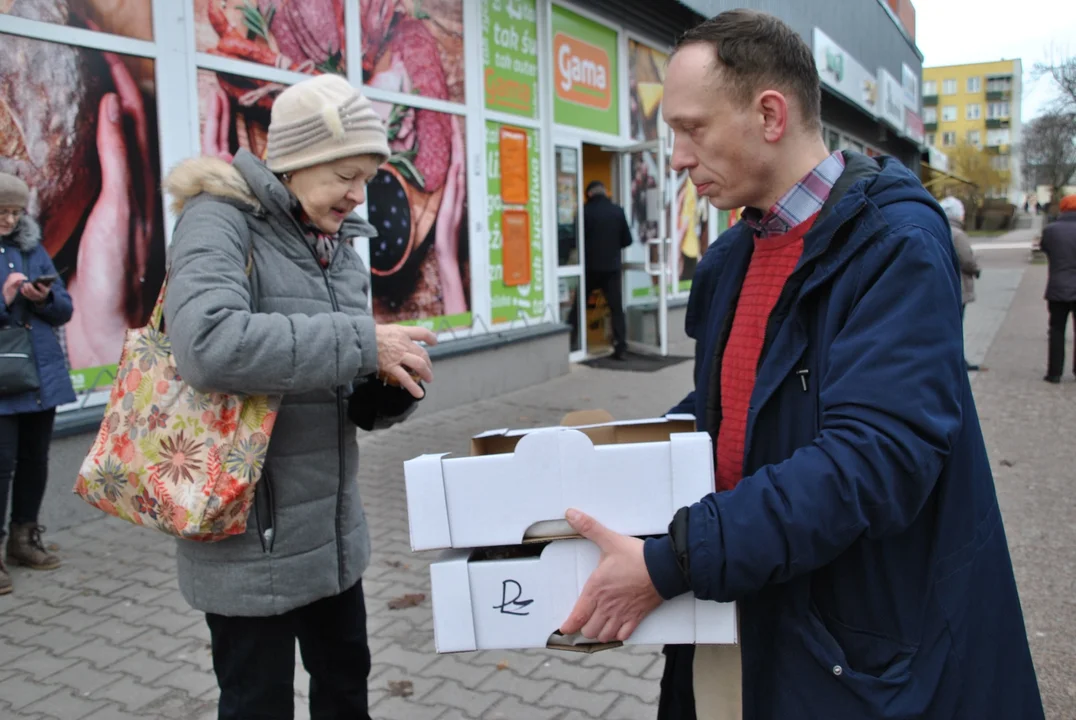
[499,127,529,206]
[501,209,532,287]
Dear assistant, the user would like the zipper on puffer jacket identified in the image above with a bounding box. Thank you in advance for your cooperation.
[253,470,276,553]
[304,240,349,590]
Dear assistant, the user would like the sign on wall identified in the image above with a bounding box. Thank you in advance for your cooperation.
[812,28,876,118]
[901,63,919,110]
[486,122,544,323]
[481,0,539,118]
[905,109,925,145]
[877,68,905,133]
[551,5,619,135]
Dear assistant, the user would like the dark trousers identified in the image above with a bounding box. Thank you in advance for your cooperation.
[1047,300,1076,379]
[586,270,627,354]
[658,644,697,719]
[0,409,56,542]
[206,580,371,720]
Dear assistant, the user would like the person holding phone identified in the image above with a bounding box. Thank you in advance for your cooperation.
[0,172,75,596]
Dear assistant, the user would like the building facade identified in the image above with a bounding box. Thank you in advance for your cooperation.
[0,0,921,430]
[922,60,1024,203]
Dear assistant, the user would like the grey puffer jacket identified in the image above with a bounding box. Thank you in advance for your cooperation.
[162,150,379,617]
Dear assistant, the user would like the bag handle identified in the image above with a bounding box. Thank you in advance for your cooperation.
[150,241,257,334]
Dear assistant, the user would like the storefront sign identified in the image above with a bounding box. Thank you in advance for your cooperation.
[812,28,876,117]
[487,122,544,323]
[482,0,539,118]
[499,126,529,204]
[877,67,905,133]
[901,63,919,110]
[551,5,619,135]
[904,109,925,145]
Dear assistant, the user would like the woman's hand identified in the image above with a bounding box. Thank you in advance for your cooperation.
[374,324,438,398]
[20,281,50,304]
[3,273,27,307]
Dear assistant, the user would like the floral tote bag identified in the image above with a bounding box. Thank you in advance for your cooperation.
[74,250,280,541]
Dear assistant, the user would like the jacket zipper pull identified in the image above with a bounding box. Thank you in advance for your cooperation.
[796,368,810,392]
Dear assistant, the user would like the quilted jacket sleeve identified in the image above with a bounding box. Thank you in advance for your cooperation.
[162,199,379,396]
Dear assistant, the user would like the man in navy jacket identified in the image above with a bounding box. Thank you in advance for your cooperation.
[559,10,1044,720]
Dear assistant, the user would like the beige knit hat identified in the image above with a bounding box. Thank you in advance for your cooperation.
[0,172,30,209]
[266,75,390,174]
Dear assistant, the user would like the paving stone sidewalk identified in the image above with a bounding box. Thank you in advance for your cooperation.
[3,254,1073,719]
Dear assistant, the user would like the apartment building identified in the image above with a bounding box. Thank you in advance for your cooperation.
[922,60,1023,203]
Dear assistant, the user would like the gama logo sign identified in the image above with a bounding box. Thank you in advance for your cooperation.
[554,32,612,110]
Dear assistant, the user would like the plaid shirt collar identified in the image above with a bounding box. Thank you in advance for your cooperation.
[743,151,846,238]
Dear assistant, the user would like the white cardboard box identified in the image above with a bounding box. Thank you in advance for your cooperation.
[430,538,738,653]
[404,414,714,552]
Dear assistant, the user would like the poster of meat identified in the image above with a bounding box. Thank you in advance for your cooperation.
[2,0,153,39]
[194,0,347,76]
[628,40,667,142]
[361,0,466,106]
[198,68,280,161]
[0,1,166,400]
[366,102,470,327]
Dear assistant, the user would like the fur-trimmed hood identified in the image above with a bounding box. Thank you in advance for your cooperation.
[0,214,42,253]
[163,149,377,238]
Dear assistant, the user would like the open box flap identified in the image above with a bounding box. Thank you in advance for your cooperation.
[404,453,452,551]
[430,550,476,653]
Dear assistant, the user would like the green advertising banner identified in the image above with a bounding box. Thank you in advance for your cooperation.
[481,0,539,118]
[551,5,619,135]
[486,122,544,323]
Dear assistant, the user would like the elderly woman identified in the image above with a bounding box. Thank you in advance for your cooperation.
[162,75,435,719]
[939,196,981,371]
[0,172,74,596]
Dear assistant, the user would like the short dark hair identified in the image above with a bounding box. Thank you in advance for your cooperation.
[585,181,606,196]
[674,10,822,131]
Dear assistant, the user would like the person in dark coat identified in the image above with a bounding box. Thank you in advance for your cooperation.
[1040,193,1076,383]
[583,181,634,359]
[0,172,76,595]
[557,11,1044,720]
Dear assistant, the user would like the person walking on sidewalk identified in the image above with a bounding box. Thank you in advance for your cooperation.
[583,181,634,359]
[0,172,74,595]
[1040,194,1076,383]
[162,75,435,719]
[557,11,1044,720]
[939,196,982,371]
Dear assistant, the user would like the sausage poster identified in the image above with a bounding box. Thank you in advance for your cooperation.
[1,0,167,402]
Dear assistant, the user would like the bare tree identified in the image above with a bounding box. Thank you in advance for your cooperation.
[1021,111,1076,208]
[1034,50,1076,112]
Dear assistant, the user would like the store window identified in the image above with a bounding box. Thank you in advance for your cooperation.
[826,129,841,152]
[966,104,981,120]
[942,79,957,95]
[195,0,346,75]
[966,77,981,93]
[942,106,957,122]
[1,7,166,404]
[482,0,539,118]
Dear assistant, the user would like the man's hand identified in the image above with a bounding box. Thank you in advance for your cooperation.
[559,509,664,644]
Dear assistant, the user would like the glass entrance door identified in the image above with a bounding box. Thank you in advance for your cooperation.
[607,137,672,356]
[553,139,586,360]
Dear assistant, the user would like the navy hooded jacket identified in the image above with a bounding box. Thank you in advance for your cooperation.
[644,153,1044,719]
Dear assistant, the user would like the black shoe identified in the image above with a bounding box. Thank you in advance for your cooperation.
[1044,375,1062,384]
[612,349,627,361]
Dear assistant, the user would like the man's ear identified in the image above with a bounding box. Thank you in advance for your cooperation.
[758,90,789,144]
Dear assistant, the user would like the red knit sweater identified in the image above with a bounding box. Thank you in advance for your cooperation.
[715,213,818,491]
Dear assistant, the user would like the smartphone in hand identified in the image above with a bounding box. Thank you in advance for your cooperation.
[32,274,57,289]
